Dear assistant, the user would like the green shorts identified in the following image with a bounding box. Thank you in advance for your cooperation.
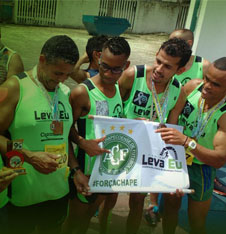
[188,163,216,201]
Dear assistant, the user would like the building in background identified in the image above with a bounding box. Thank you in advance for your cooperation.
[8,0,190,34]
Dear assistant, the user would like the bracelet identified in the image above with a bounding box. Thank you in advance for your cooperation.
[70,166,81,179]
[182,136,188,146]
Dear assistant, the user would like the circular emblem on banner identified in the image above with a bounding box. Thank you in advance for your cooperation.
[99,133,138,175]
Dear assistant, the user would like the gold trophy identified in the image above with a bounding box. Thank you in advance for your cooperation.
[6,139,26,175]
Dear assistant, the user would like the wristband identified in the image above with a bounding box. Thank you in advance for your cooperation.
[70,166,81,179]
[182,136,188,146]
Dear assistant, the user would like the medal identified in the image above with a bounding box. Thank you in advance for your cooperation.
[150,78,170,127]
[50,120,63,135]
[32,66,63,135]
[6,140,26,175]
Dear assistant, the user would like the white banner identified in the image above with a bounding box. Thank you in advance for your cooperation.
[89,116,190,193]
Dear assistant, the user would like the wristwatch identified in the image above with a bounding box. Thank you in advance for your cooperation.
[187,139,197,151]
[70,166,81,179]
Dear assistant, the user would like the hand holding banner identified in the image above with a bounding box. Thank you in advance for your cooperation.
[89,116,191,193]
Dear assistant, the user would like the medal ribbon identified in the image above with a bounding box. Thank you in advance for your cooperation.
[150,78,170,124]
[192,96,226,139]
[32,66,59,121]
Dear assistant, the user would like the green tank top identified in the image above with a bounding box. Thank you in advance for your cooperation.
[123,65,181,122]
[0,156,8,208]
[174,56,203,86]
[179,83,226,164]
[8,72,73,206]
[76,79,123,175]
[0,46,16,84]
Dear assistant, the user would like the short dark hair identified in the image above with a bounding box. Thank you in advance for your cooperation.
[213,57,226,71]
[102,36,131,58]
[41,35,79,65]
[86,35,108,62]
[160,38,192,68]
[170,29,194,42]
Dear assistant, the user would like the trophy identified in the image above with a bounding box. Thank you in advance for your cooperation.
[6,139,26,175]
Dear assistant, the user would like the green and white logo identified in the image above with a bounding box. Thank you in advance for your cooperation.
[99,133,138,175]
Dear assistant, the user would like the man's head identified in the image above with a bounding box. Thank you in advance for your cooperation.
[39,35,79,91]
[169,29,194,48]
[98,37,130,85]
[202,57,226,102]
[86,35,108,64]
[152,38,192,85]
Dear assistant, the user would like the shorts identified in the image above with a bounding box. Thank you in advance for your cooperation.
[188,163,216,201]
[5,195,69,234]
[0,203,9,233]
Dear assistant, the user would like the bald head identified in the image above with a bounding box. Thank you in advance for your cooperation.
[169,29,194,47]
[213,57,226,71]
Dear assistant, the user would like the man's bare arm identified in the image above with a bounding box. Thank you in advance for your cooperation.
[118,66,135,101]
[167,86,187,125]
[156,113,226,168]
[69,85,108,156]
[7,53,24,79]
[70,53,90,84]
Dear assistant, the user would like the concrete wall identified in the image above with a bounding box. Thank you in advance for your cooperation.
[55,0,100,28]
[186,0,226,62]
[133,0,179,33]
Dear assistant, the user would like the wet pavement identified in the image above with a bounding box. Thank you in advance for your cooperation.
[1,24,187,234]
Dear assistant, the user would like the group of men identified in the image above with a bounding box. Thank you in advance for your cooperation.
[0,26,226,234]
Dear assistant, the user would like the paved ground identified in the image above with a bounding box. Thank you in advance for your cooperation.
[1,24,188,234]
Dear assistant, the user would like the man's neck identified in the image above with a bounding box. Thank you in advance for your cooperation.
[92,75,116,98]
[184,55,195,71]
[203,95,226,111]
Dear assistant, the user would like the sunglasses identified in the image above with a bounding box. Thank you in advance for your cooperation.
[98,59,126,74]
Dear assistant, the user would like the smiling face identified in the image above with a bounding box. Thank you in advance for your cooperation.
[152,49,184,86]
[38,55,74,91]
[98,48,129,85]
[202,64,226,104]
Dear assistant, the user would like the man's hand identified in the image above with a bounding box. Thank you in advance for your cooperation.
[0,167,18,192]
[79,136,110,157]
[155,127,187,146]
[170,188,185,198]
[73,170,91,196]
[25,151,59,174]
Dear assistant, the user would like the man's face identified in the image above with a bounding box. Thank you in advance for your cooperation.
[152,49,183,86]
[98,48,128,85]
[202,64,226,102]
[39,56,74,91]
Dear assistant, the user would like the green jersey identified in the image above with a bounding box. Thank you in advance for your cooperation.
[123,65,181,122]
[8,71,73,206]
[179,83,226,164]
[76,79,123,175]
[0,46,16,84]
[174,56,204,86]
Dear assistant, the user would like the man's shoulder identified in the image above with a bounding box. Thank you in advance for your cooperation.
[183,78,203,96]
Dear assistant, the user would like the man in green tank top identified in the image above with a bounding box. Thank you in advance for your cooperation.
[0,35,80,234]
[63,37,131,234]
[156,57,226,234]
[0,27,24,84]
[169,29,211,86]
[118,38,191,234]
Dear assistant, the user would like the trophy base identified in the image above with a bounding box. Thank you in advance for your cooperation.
[13,167,26,175]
